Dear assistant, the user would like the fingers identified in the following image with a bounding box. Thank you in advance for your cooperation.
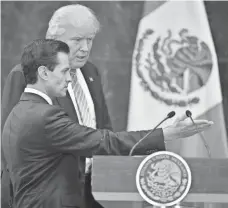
[193,120,214,126]
[181,119,214,127]
[180,119,213,136]
[190,120,213,133]
[191,125,211,136]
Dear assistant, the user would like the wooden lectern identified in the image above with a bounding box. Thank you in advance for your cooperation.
[92,156,228,208]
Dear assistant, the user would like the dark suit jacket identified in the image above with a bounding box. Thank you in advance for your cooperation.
[1,62,112,208]
[2,92,165,208]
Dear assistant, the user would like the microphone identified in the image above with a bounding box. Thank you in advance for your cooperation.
[185,110,211,158]
[129,111,176,156]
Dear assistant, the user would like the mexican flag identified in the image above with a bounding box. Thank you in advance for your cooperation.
[127,1,228,207]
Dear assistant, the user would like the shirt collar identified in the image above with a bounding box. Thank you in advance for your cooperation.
[70,68,80,76]
[24,87,53,105]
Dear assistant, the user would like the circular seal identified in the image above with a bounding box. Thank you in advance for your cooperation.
[136,151,191,207]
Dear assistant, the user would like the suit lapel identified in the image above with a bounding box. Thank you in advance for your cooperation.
[55,91,79,122]
[81,64,101,111]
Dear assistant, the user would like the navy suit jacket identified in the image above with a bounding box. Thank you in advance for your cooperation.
[2,92,165,208]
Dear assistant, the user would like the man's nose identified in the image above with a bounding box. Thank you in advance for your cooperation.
[66,71,72,83]
[80,39,89,52]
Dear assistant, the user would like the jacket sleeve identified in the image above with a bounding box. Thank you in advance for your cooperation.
[44,107,165,156]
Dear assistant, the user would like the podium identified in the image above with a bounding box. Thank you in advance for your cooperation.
[92,156,228,208]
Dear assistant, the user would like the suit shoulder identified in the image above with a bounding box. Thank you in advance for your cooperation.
[10,64,23,74]
[6,64,24,80]
[5,64,25,86]
[42,105,68,120]
[14,104,68,127]
[42,105,74,130]
[84,61,99,76]
[85,61,97,69]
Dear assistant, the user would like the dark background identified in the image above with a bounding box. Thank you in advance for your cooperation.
[1,1,228,132]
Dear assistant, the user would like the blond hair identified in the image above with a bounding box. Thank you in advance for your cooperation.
[46,4,100,39]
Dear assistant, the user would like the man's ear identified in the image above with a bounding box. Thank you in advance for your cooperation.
[37,66,49,81]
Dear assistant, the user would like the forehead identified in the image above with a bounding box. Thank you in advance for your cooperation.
[56,52,69,66]
[61,23,96,39]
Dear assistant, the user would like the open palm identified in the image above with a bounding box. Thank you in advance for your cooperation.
[163,115,213,142]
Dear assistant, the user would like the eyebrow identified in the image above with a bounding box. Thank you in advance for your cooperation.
[70,36,83,40]
[62,67,70,71]
[70,35,95,40]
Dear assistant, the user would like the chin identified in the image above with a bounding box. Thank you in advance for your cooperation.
[71,59,87,69]
[56,91,67,97]
[61,91,67,97]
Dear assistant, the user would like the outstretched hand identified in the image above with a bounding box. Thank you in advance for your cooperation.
[163,114,213,142]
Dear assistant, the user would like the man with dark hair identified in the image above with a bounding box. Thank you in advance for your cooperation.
[22,39,70,86]
[2,39,212,208]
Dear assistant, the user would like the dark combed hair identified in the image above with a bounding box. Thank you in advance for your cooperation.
[21,39,70,84]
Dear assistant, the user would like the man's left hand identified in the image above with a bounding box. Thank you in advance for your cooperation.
[163,114,213,142]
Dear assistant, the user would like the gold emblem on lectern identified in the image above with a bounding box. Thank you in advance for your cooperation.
[136,151,192,207]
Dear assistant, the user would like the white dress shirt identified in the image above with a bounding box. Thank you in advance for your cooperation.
[68,68,96,128]
[24,87,53,105]
[68,68,96,172]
